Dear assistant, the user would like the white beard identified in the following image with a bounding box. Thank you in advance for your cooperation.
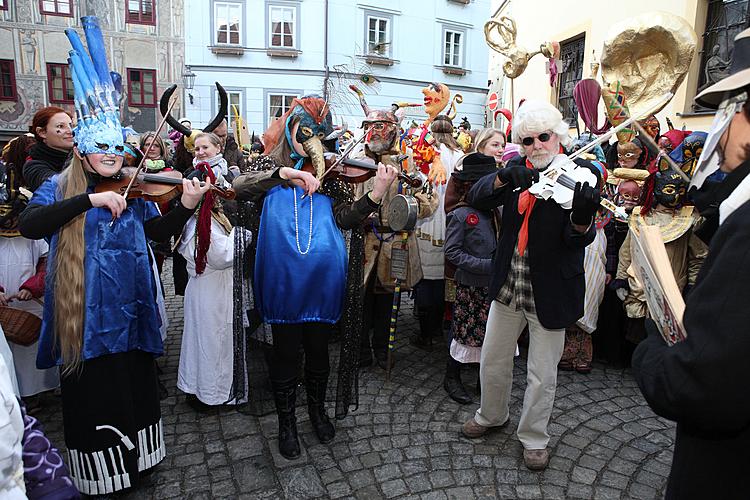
[528,151,555,169]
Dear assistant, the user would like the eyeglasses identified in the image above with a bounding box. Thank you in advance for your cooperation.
[521,132,552,146]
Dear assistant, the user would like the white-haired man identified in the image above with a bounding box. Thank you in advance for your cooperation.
[462,100,601,470]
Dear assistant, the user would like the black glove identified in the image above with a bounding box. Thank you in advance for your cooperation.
[571,181,601,225]
[497,166,539,191]
[609,278,628,292]
[184,168,205,182]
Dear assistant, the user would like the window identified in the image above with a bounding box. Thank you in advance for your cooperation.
[696,0,750,106]
[39,0,73,16]
[267,92,298,127]
[268,4,296,48]
[443,29,464,67]
[126,0,155,25]
[557,35,585,124]
[366,15,391,57]
[218,89,243,129]
[47,63,74,104]
[0,60,17,101]
[127,68,156,107]
[0,0,7,11]
[214,1,242,45]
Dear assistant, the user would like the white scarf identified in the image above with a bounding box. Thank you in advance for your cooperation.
[720,172,750,225]
[193,154,229,187]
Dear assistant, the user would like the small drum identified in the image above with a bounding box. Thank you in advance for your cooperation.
[387,194,418,232]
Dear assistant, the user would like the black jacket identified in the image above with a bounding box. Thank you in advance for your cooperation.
[632,198,750,500]
[23,143,71,192]
[467,156,596,329]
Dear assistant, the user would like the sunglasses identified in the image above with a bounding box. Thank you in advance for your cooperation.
[521,132,552,146]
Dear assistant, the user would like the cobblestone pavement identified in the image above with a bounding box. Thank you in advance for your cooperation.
[31,260,675,499]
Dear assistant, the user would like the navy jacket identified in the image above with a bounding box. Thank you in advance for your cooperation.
[444,206,496,288]
[467,156,597,329]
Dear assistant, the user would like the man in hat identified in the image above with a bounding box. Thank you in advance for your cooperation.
[461,100,601,470]
[632,27,750,499]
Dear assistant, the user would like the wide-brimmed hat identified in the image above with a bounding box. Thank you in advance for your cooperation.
[695,28,750,109]
[453,153,498,182]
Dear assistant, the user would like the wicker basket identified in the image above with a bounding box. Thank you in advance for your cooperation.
[0,307,42,346]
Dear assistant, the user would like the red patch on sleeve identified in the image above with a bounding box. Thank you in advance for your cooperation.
[466,213,479,226]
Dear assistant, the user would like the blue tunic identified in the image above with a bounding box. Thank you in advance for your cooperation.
[30,176,164,369]
[254,185,347,324]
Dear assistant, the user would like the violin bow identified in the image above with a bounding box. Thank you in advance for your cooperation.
[299,133,367,200]
[109,94,179,227]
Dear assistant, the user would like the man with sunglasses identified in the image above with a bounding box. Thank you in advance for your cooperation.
[461,100,601,471]
[631,27,750,499]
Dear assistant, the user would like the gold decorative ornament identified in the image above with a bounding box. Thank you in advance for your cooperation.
[484,16,555,79]
[600,11,697,118]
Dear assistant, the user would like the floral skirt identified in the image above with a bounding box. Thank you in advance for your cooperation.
[452,283,490,348]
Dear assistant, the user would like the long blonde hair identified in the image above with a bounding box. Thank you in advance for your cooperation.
[53,155,89,374]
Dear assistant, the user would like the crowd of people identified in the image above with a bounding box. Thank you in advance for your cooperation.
[1,14,749,499]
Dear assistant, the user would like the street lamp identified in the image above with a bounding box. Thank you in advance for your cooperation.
[181,65,196,105]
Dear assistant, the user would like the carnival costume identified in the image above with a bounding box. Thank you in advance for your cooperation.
[348,87,436,368]
[232,96,378,459]
[17,17,200,495]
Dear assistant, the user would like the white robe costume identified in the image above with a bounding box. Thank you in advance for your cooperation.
[177,216,248,405]
[0,237,58,397]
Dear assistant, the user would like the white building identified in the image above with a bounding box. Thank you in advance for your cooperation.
[184,0,492,137]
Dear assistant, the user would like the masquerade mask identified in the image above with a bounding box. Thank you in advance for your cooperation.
[654,170,687,208]
[521,132,552,146]
[617,141,642,168]
[615,180,642,211]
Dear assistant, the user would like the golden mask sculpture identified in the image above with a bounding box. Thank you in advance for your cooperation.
[484,16,556,79]
[600,12,697,118]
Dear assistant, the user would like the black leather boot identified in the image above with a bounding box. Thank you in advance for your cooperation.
[443,358,473,405]
[273,381,301,459]
[305,371,335,444]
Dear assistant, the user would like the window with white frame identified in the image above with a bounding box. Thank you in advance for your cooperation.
[214,1,242,45]
[218,90,243,129]
[267,93,297,126]
[269,4,296,48]
[444,29,464,67]
[366,15,391,57]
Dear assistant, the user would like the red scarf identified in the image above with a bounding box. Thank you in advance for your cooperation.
[194,161,217,275]
[516,158,536,257]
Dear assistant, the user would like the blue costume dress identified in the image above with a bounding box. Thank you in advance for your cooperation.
[254,185,347,324]
[26,176,167,495]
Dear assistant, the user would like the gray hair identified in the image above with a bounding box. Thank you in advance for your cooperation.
[511,100,571,147]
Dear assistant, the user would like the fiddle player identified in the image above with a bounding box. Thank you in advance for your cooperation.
[17,16,211,495]
[632,27,750,499]
[461,100,600,471]
[232,95,397,460]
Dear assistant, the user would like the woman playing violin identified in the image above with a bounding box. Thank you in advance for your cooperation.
[232,95,397,460]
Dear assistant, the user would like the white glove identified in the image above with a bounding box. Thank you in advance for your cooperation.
[616,288,628,301]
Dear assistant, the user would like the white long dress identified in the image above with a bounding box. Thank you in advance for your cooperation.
[0,237,59,397]
[415,144,462,279]
[177,216,247,405]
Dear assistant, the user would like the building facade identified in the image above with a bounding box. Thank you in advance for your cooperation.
[0,0,185,142]
[487,0,745,133]
[184,0,491,137]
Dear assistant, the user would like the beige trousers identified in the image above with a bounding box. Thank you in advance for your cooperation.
[475,299,565,450]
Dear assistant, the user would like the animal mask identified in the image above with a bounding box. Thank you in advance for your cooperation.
[680,132,706,179]
[654,170,687,208]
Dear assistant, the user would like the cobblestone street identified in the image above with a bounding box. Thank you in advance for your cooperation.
[30,260,676,499]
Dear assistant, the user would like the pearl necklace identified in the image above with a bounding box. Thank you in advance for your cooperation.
[293,187,313,255]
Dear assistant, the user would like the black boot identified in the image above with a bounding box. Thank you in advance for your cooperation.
[273,381,301,459]
[443,358,473,405]
[305,372,335,444]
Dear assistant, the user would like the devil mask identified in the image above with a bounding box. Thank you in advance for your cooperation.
[639,115,661,139]
[654,170,687,208]
[350,85,403,155]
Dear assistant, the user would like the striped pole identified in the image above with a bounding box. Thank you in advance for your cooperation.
[386,230,409,382]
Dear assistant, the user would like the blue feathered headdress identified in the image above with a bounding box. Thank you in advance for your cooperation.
[65,16,125,157]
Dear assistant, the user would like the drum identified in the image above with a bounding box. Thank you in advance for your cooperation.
[387,194,418,232]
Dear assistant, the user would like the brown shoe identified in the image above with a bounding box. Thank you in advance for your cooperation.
[523,448,550,470]
[461,417,509,438]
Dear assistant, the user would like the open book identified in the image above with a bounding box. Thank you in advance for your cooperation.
[631,225,687,345]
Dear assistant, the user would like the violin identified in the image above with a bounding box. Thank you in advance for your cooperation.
[95,168,236,203]
[302,153,423,189]
[527,154,628,221]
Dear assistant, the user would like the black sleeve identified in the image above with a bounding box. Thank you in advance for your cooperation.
[23,160,57,193]
[334,191,379,230]
[467,172,508,211]
[19,194,92,240]
[143,201,196,242]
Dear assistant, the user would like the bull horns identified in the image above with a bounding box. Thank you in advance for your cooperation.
[159,81,228,135]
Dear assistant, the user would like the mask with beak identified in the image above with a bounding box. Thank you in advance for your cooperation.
[283,96,335,178]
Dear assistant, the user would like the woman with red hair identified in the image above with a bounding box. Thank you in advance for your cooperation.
[23,107,73,192]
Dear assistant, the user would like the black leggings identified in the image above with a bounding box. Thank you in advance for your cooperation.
[270,322,331,385]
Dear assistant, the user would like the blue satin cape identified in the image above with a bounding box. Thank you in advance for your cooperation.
[254,185,347,324]
[30,175,164,369]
